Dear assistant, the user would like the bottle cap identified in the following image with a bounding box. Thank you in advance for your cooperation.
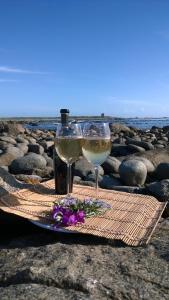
[60,109,69,114]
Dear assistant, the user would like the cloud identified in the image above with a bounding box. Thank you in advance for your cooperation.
[0,66,49,74]
[0,78,19,83]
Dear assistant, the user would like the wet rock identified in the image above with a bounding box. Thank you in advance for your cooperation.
[9,153,47,174]
[102,156,121,174]
[119,160,147,186]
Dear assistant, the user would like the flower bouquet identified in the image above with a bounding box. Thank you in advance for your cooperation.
[51,197,111,228]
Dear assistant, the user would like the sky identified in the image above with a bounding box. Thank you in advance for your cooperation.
[0,0,169,117]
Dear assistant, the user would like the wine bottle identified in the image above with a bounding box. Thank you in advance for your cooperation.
[53,109,73,194]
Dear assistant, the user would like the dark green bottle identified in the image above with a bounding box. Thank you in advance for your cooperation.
[53,109,73,194]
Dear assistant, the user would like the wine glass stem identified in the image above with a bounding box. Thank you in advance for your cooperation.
[95,166,99,198]
[67,163,72,196]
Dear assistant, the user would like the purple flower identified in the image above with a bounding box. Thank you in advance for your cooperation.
[84,198,93,206]
[76,210,85,223]
[68,214,78,226]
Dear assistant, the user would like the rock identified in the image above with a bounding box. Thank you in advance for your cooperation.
[15,174,42,184]
[119,160,147,186]
[102,156,121,174]
[39,140,54,151]
[155,144,165,149]
[109,185,146,193]
[74,158,104,178]
[124,147,169,168]
[43,153,53,167]
[32,167,53,178]
[0,121,25,135]
[0,147,24,167]
[111,144,137,156]
[146,179,169,202]
[85,173,103,183]
[28,143,44,155]
[100,175,122,189]
[127,144,146,153]
[109,123,132,134]
[16,136,29,144]
[126,137,154,150]
[9,153,47,174]
[17,143,28,155]
[125,156,155,173]
[73,176,82,183]
[0,218,169,299]
[153,163,169,180]
[78,180,96,187]
[0,136,16,145]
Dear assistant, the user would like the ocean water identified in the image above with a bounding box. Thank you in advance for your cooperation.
[26,117,169,131]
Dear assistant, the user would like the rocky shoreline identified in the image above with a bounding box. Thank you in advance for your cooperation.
[0,121,169,208]
[0,120,169,299]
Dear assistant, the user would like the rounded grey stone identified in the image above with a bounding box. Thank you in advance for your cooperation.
[102,156,121,174]
[119,159,147,186]
[10,153,47,174]
[125,156,155,173]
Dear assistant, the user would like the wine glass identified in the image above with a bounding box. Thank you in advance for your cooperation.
[82,121,111,198]
[55,122,83,196]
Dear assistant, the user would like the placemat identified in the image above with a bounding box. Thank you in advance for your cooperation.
[0,179,167,246]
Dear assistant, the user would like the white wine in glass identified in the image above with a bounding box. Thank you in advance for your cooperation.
[82,122,111,197]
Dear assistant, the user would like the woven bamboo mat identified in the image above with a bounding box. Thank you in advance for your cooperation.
[0,179,167,246]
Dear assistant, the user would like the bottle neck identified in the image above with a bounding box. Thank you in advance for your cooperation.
[61,113,69,126]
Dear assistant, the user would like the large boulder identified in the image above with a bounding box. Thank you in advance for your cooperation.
[74,157,104,178]
[119,159,147,186]
[121,147,169,168]
[0,147,24,167]
[102,156,121,174]
[125,156,155,173]
[146,179,169,202]
[9,153,47,174]
[126,137,154,150]
[153,163,169,180]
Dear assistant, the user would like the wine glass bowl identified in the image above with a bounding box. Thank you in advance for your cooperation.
[82,121,111,197]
